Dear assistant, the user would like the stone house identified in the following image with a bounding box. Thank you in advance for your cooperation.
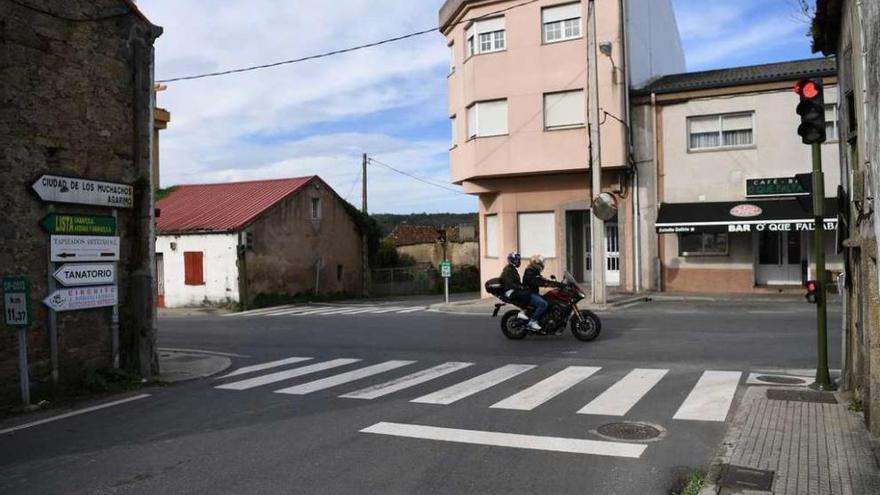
[155,176,363,308]
[813,0,880,434]
[0,0,162,398]
[387,224,479,268]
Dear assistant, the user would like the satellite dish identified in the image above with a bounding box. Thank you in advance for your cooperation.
[592,192,618,221]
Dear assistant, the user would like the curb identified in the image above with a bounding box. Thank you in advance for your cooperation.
[157,350,232,384]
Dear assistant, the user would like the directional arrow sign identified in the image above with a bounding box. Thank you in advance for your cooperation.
[31,174,133,208]
[43,285,117,312]
[50,235,120,262]
[40,214,116,236]
[53,263,116,287]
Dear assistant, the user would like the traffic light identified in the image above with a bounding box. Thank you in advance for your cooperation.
[794,78,826,144]
[805,280,818,304]
[795,172,813,214]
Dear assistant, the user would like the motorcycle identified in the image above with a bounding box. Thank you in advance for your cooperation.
[484,272,601,341]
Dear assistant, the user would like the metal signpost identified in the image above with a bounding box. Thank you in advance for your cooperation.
[50,235,120,262]
[31,174,133,208]
[440,260,452,304]
[3,276,32,405]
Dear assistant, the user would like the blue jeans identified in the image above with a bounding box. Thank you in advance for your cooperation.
[529,293,548,321]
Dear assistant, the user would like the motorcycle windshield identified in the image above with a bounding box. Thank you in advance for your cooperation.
[563,271,578,285]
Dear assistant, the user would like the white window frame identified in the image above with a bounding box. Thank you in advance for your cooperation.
[448,42,455,74]
[824,103,839,142]
[678,232,729,257]
[543,89,585,130]
[465,17,506,59]
[542,3,582,44]
[450,114,457,148]
[467,99,508,139]
[687,112,755,151]
[518,212,556,258]
[485,214,499,258]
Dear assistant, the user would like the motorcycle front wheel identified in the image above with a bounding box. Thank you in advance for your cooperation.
[570,309,601,341]
[500,310,529,340]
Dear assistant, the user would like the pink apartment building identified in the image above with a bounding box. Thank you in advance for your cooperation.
[439,0,684,292]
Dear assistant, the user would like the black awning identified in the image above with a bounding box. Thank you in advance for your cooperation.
[656,198,838,234]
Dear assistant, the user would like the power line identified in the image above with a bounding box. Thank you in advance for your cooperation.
[7,0,130,22]
[367,157,466,196]
[156,0,541,83]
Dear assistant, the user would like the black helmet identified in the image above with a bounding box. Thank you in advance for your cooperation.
[507,251,521,268]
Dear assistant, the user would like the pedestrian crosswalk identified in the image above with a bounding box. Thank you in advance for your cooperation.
[214,355,744,423]
[223,304,428,318]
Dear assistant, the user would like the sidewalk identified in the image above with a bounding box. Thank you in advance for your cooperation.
[157,349,232,383]
[700,386,880,494]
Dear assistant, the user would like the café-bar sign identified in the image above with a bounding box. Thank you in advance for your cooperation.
[746,177,808,198]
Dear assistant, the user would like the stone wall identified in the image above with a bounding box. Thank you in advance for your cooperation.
[0,0,160,400]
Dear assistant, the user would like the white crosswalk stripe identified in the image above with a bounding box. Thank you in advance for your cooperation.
[212,356,743,424]
[223,304,427,318]
[578,368,668,416]
[215,358,360,390]
[673,370,742,422]
[491,366,600,411]
[274,360,415,395]
[341,362,475,400]
[411,364,537,405]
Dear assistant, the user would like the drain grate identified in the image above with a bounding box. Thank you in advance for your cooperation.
[596,422,661,441]
[766,389,838,404]
[755,375,807,385]
[718,465,775,491]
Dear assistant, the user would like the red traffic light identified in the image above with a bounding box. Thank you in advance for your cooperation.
[795,80,820,99]
[805,280,817,292]
[805,280,818,303]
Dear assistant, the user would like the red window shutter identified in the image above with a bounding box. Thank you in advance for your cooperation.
[184,252,205,285]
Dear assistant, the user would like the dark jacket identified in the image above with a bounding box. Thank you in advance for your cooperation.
[500,264,524,291]
[523,267,549,294]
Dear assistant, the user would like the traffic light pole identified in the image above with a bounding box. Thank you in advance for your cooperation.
[810,143,835,390]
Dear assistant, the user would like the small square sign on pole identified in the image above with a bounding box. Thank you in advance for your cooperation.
[440,260,452,279]
[3,276,32,406]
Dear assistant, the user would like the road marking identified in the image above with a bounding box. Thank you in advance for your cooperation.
[411,364,536,405]
[341,362,475,400]
[0,394,151,435]
[260,307,316,316]
[578,368,668,416]
[279,307,342,316]
[158,347,249,358]
[217,357,313,379]
[364,307,407,314]
[673,370,742,422]
[490,366,600,411]
[340,307,386,315]
[274,360,416,395]
[395,308,424,313]
[360,422,647,458]
[215,358,360,390]
[223,305,297,317]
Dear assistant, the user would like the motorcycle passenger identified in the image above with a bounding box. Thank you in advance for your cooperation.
[522,255,550,331]
[500,252,534,323]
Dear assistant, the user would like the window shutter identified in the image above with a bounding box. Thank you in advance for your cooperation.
[518,212,556,257]
[721,114,752,131]
[485,215,499,257]
[542,3,581,23]
[467,105,477,138]
[544,90,584,128]
[474,16,504,35]
[184,251,204,285]
[689,116,720,133]
[477,100,508,136]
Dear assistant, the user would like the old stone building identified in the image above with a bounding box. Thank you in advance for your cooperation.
[155,177,364,309]
[387,224,479,268]
[0,0,162,400]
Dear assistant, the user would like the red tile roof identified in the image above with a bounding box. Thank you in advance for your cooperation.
[156,177,314,233]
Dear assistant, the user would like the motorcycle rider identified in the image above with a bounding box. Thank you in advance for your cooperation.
[500,251,546,331]
[522,255,550,331]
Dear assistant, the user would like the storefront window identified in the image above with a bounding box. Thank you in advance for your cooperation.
[679,232,729,257]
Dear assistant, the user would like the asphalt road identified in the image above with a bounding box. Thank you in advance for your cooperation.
[0,298,842,495]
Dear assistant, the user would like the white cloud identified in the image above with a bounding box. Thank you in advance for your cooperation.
[138,0,470,212]
[684,14,806,68]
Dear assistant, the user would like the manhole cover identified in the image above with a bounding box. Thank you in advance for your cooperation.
[596,422,661,441]
[719,465,775,491]
[766,389,838,404]
[756,375,806,385]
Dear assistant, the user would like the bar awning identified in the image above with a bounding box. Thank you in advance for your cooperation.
[656,198,838,234]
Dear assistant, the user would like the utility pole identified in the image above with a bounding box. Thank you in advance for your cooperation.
[587,0,606,305]
[362,153,371,297]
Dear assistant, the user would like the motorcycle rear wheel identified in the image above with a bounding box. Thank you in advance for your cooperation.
[500,310,529,340]
[570,310,601,341]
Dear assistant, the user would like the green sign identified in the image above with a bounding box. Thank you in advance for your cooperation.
[440,260,452,278]
[3,276,31,327]
[746,177,808,198]
[40,214,116,236]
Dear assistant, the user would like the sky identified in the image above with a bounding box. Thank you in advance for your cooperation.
[138,0,820,214]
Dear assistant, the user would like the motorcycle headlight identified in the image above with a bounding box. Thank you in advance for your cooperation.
[577,292,585,298]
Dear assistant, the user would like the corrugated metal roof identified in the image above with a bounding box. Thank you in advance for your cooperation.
[156,177,314,234]
[634,57,837,95]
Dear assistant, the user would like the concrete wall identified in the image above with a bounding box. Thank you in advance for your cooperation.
[397,241,480,268]
[155,234,239,308]
[244,179,363,302]
[0,0,161,396]
[626,0,686,86]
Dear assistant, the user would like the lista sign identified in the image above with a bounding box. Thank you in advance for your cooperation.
[50,235,120,262]
[43,285,117,312]
[40,214,116,236]
[53,263,116,287]
[31,174,133,208]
